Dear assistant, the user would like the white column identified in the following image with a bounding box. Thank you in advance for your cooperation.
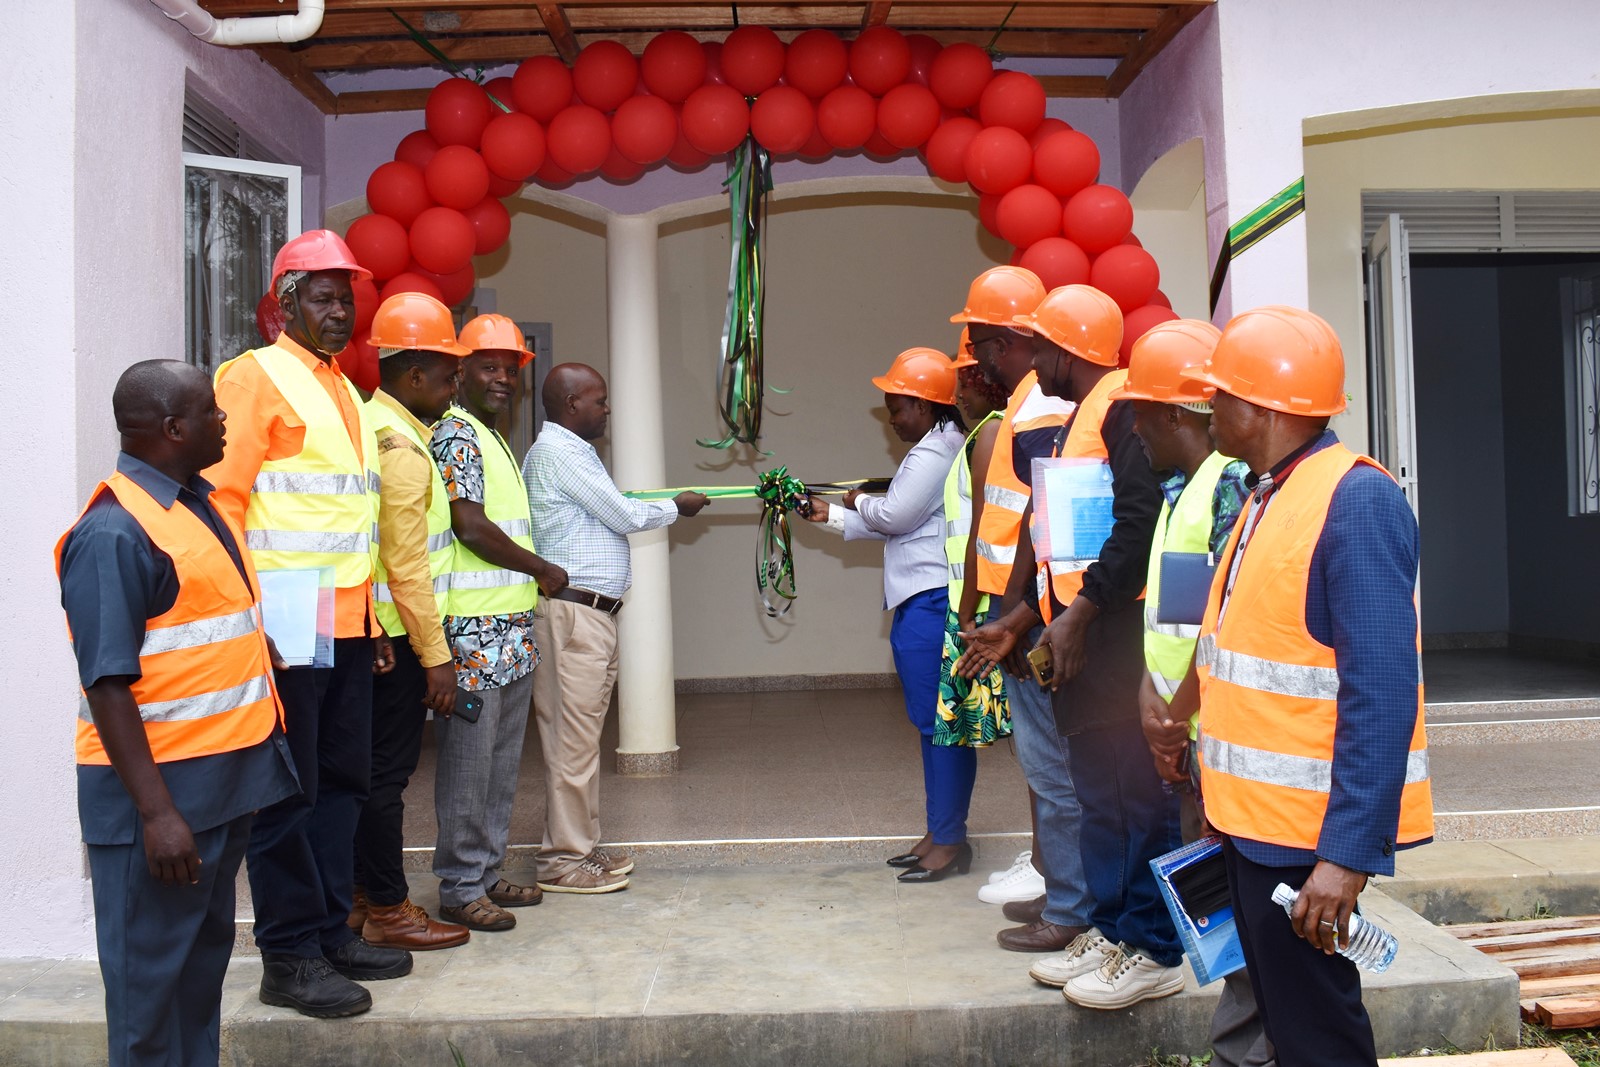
[604,213,679,776]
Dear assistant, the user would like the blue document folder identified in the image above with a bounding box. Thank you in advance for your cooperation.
[1150,836,1246,985]
[1155,551,1216,626]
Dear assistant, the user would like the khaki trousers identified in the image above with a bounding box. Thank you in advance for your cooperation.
[531,597,620,879]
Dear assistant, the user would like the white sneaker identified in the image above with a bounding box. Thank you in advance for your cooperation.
[1062,943,1186,1010]
[978,857,1046,904]
[1028,929,1112,987]
[988,850,1032,885]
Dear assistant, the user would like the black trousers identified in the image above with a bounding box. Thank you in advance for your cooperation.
[247,636,373,958]
[353,640,430,906]
[1222,837,1378,1067]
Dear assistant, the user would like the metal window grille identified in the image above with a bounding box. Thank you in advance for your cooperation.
[1565,274,1600,516]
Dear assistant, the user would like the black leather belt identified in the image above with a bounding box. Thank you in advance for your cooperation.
[552,587,624,615]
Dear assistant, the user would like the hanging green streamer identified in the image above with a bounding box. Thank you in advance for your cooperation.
[754,466,807,616]
[388,10,511,112]
[699,135,774,450]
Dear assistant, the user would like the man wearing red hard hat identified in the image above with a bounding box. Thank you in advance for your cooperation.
[205,230,410,1018]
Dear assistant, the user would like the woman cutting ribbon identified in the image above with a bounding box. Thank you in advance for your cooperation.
[801,348,971,882]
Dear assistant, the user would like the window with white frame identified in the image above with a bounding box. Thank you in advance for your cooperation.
[182,93,300,377]
[1564,272,1600,516]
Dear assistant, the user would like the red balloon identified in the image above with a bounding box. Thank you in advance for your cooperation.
[394,129,440,171]
[413,261,477,308]
[486,173,524,198]
[408,206,476,275]
[702,41,726,85]
[1018,236,1092,290]
[923,117,982,182]
[483,76,517,113]
[424,145,491,211]
[1063,184,1134,254]
[816,85,876,150]
[1090,244,1161,312]
[680,84,749,155]
[864,130,902,159]
[344,213,411,282]
[351,275,380,334]
[667,125,712,169]
[878,83,940,149]
[462,196,511,255]
[546,105,612,175]
[480,112,546,181]
[722,26,785,96]
[1029,117,1072,149]
[751,86,815,154]
[600,146,646,183]
[1033,130,1100,199]
[929,43,993,109]
[512,57,575,123]
[849,26,912,96]
[906,34,941,86]
[964,126,1032,195]
[785,29,848,98]
[366,161,432,228]
[574,41,640,112]
[426,78,493,148]
[1119,303,1182,364]
[255,291,285,344]
[977,192,1002,238]
[534,156,575,188]
[336,329,379,394]
[797,126,833,160]
[1008,246,1026,267]
[1122,233,1143,248]
[380,271,444,303]
[612,94,678,164]
[978,71,1046,135]
[996,184,1063,248]
[1149,289,1172,309]
[641,31,707,102]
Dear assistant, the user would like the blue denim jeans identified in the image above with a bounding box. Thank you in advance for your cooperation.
[891,588,977,845]
[998,618,1090,928]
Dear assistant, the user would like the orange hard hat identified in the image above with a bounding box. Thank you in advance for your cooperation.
[949,266,1047,326]
[1012,284,1123,367]
[1183,305,1346,416]
[271,229,371,295]
[952,326,979,368]
[458,313,535,365]
[871,347,960,405]
[1108,319,1223,404]
[368,292,470,356]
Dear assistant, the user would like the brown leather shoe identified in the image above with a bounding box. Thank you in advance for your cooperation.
[486,878,543,908]
[439,896,516,932]
[997,920,1090,953]
[589,845,635,876]
[1002,893,1047,925]
[347,887,369,931]
[362,899,470,951]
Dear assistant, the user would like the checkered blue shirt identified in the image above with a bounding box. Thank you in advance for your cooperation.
[521,422,678,600]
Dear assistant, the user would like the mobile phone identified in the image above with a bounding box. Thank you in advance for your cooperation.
[456,693,483,723]
[1026,646,1055,687]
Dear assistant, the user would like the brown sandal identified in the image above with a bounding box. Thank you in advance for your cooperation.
[486,878,543,908]
[438,895,516,932]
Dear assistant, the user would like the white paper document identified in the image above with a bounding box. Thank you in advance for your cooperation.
[256,567,335,669]
[1031,457,1115,564]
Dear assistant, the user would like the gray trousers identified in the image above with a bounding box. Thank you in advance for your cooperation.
[432,671,533,907]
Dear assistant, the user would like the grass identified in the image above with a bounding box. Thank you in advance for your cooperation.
[1523,1020,1600,1066]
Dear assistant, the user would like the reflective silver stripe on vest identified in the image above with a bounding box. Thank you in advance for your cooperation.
[498,518,532,539]
[246,529,371,555]
[1145,605,1200,640]
[140,606,260,656]
[948,562,965,580]
[1200,733,1429,793]
[251,471,369,496]
[80,673,273,725]
[974,540,1016,565]
[367,470,382,494]
[984,484,1028,513]
[1151,670,1185,700]
[945,518,963,538]
[427,529,455,553]
[448,568,532,590]
[1198,635,1340,701]
[374,574,451,603]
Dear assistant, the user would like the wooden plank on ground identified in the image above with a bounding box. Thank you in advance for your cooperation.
[1534,993,1600,1029]
[1506,951,1600,981]
[1470,926,1600,953]
[1380,1049,1578,1065]
[1448,916,1600,940]
[1520,973,1600,996]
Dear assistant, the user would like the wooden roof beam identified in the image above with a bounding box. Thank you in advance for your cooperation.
[862,2,892,28]
[201,0,1211,13]
[538,3,581,63]
[1104,2,1202,96]
[256,45,336,113]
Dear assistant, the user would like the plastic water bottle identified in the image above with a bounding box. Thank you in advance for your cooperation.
[1270,883,1399,972]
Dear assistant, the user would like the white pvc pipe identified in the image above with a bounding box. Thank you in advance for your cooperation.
[605,214,680,774]
[147,0,326,46]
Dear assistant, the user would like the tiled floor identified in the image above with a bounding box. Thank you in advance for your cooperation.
[1424,648,1600,707]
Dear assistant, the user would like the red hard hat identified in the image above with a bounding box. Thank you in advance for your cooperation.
[1183,306,1347,416]
[459,314,535,365]
[1108,319,1223,404]
[271,229,372,295]
[871,347,960,404]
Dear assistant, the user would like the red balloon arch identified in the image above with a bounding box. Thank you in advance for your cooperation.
[331,28,1175,390]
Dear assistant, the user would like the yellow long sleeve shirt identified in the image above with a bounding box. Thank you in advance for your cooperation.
[370,389,452,668]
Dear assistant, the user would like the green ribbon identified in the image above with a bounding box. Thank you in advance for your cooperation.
[699,135,774,451]
[387,10,511,113]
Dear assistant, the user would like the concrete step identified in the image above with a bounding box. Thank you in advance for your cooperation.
[0,867,1516,1067]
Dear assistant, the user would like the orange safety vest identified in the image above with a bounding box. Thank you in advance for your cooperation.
[1032,369,1126,621]
[974,371,1072,596]
[1195,444,1433,851]
[59,472,284,766]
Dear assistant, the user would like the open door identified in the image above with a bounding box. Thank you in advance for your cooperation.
[1365,213,1420,514]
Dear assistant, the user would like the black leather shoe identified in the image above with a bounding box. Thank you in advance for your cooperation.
[259,955,372,1018]
[885,852,924,869]
[327,937,413,981]
[897,842,974,883]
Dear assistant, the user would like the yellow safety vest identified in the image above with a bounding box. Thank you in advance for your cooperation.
[943,411,1001,611]
[233,345,380,590]
[1144,450,1231,736]
[366,397,453,637]
[441,406,539,618]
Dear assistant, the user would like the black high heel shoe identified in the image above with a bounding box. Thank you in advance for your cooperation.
[885,852,924,869]
[896,842,973,883]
